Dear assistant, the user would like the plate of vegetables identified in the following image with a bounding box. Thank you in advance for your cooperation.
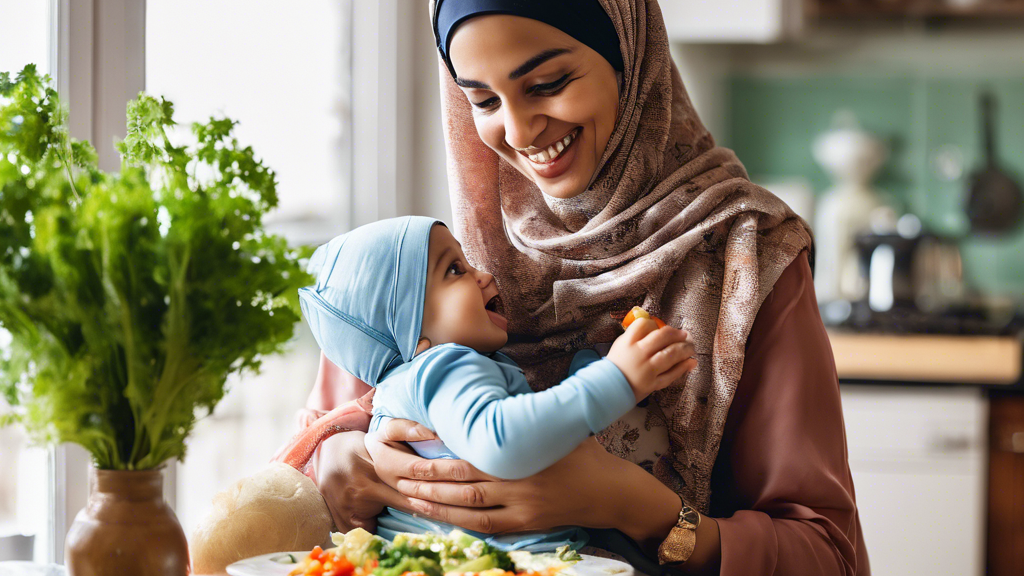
[225,529,633,576]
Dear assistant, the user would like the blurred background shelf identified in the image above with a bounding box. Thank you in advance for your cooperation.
[829,332,1023,385]
[812,0,1024,19]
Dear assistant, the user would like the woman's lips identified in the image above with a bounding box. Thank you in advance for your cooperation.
[486,309,508,332]
[522,128,580,180]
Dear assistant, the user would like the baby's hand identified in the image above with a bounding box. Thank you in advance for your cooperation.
[606,318,697,402]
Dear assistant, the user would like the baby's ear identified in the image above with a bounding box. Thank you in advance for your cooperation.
[414,337,432,356]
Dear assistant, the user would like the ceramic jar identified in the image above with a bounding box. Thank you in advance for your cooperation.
[65,468,189,575]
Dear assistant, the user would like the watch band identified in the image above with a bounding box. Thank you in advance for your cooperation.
[657,497,701,565]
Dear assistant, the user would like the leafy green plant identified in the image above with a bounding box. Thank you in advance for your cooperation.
[0,65,313,470]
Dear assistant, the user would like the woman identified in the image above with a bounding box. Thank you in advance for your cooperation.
[300,1,868,574]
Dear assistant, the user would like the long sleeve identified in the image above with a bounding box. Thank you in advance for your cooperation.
[412,345,635,480]
[301,352,373,485]
[305,351,372,411]
[709,252,870,576]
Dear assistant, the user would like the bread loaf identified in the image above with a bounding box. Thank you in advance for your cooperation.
[189,462,333,575]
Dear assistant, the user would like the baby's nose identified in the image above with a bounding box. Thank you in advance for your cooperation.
[475,268,495,286]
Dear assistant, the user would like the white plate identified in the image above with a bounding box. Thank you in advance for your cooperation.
[226,553,634,576]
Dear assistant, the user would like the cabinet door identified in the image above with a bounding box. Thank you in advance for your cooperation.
[841,385,987,576]
[660,0,802,43]
[988,394,1024,576]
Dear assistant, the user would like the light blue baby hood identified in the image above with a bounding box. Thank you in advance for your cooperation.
[299,216,443,386]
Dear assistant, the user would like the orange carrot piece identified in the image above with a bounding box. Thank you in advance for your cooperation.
[621,306,667,329]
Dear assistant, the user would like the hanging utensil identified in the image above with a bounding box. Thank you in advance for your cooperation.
[965,92,1023,235]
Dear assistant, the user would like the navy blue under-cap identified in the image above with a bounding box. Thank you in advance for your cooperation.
[433,0,624,79]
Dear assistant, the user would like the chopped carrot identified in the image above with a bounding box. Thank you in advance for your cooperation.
[621,306,667,329]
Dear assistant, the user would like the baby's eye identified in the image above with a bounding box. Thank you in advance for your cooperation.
[447,261,465,276]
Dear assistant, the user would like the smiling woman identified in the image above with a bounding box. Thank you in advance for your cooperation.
[446,16,620,199]
[305,1,869,575]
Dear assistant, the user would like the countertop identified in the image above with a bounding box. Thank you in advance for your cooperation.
[827,331,1023,386]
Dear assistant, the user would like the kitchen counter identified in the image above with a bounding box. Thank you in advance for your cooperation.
[827,331,1023,386]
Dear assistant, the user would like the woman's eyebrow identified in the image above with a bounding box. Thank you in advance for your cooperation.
[509,48,572,80]
[455,78,490,89]
[454,47,573,89]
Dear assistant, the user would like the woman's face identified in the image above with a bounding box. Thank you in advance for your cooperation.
[448,15,619,199]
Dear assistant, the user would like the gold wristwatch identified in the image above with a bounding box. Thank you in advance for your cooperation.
[657,498,701,565]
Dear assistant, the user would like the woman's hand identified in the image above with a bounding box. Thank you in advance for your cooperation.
[315,430,415,532]
[369,430,681,546]
[364,419,498,508]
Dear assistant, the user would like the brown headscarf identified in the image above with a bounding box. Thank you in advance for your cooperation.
[434,0,812,513]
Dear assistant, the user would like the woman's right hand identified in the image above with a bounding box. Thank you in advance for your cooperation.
[315,430,413,532]
[364,419,498,510]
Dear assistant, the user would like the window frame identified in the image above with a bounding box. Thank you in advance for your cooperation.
[48,0,150,563]
[45,0,408,564]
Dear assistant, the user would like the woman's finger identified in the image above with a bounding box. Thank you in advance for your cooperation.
[366,432,495,484]
[394,479,496,508]
[381,417,438,442]
[405,498,523,535]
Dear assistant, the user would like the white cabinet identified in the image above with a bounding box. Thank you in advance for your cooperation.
[660,0,802,43]
[840,385,987,576]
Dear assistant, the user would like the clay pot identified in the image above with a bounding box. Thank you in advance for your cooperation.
[65,467,189,575]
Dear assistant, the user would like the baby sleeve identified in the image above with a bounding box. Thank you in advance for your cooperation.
[417,345,635,480]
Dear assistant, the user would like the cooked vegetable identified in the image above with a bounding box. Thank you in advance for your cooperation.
[291,529,575,576]
[621,306,666,329]
[0,65,312,470]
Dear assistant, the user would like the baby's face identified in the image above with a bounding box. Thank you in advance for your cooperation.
[420,225,508,354]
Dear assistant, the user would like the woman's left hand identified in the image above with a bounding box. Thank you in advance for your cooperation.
[372,432,681,545]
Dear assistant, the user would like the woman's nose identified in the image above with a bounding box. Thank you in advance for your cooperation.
[502,101,544,150]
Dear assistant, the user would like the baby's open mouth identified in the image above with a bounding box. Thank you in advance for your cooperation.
[485,294,504,316]
[484,294,508,332]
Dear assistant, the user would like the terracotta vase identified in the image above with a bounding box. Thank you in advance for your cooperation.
[65,467,190,576]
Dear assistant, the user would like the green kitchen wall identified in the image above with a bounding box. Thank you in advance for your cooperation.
[727,74,1024,300]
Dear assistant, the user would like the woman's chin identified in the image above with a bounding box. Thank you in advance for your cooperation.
[538,182,586,199]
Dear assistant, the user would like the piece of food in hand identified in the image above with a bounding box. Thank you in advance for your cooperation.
[190,462,333,575]
[621,306,667,329]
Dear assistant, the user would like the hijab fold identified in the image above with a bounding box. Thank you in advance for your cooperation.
[433,0,812,512]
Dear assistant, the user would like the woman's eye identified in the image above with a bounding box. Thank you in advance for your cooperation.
[471,96,500,110]
[528,73,573,96]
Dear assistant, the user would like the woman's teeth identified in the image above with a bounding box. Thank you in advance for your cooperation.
[528,130,576,164]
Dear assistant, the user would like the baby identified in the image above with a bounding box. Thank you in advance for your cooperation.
[298,216,695,552]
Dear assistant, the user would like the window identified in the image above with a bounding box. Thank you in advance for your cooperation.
[0,0,55,563]
[145,0,352,536]
[146,0,351,239]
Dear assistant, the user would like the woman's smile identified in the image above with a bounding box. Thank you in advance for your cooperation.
[517,127,581,179]
[448,15,619,199]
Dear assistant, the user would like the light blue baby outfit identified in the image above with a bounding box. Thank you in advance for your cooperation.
[299,216,636,553]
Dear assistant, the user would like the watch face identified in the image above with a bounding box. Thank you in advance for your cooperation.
[680,505,700,527]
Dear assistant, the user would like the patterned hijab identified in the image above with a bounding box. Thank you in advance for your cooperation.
[432,0,812,512]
